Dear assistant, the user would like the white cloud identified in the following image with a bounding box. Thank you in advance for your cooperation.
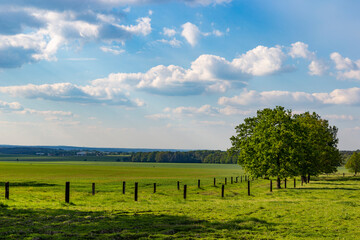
[0,8,151,68]
[157,38,182,47]
[82,44,287,96]
[163,27,177,37]
[0,82,143,106]
[330,52,360,80]
[232,45,285,76]
[212,29,223,36]
[289,41,328,76]
[289,41,314,59]
[147,104,251,120]
[181,22,201,46]
[100,46,125,55]
[308,59,328,76]
[219,87,360,107]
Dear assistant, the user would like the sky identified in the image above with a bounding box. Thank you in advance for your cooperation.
[0,0,360,150]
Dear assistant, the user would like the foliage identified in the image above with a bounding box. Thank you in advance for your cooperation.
[293,112,342,176]
[229,106,301,182]
[229,106,342,185]
[345,152,360,174]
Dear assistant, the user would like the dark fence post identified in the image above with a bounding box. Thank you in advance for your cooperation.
[285,178,287,189]
[301,177,304,186]
[221,184,224,198]
[294,178,296,188]
[270,180,272,192]
[177,181,180,190]
[236,176,238,183]
[65,182,70,203]
[214,178,216,186]
[198,179,200,188]
[123,181,126,194]
[343,173,345,177]
[248,180,250,196]
[153,183,156,193]
[92,183,95,195]
[184,185,187,200]
[134,182,138,201]
[225,177,227,185]
[231,177,233,184]
[5,182,9,200]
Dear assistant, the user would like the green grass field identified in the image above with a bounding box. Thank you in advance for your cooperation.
[0,161,359,239]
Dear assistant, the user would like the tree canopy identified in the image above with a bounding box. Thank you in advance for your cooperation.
[229,106,342,188]
[345,152,360,175]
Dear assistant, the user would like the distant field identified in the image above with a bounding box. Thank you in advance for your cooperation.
[0,161,358,239]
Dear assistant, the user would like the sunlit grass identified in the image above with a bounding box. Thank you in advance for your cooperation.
[0,162,359,239]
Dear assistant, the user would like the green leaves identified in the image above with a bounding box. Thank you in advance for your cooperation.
[229,106,341,179]
[345,152,360,174]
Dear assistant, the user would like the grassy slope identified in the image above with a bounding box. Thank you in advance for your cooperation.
[0,162,359,239]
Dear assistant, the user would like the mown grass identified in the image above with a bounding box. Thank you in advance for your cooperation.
[0,162,359,239]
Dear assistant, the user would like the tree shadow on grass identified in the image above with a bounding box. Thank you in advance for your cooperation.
[0,206,276,239]
[293,187,360,191]
[0,181,57,187]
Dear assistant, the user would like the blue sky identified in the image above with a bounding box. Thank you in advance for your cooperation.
[1,0,360,150]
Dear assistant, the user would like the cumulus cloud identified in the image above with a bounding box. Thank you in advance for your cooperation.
[218,87,360,107]
[181,22,224,46]
[0,82,143,107]
[289,41,328,76]
[0,7,151,68]
[181,22,201,46]
[76,44,287,96]
[330,52,360,80]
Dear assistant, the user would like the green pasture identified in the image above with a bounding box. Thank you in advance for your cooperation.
[0,162,359,239]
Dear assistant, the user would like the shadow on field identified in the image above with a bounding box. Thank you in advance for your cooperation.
[0,181,57,187]
[312,176,360,182]
[0,205,276,239]
[294,187,360,191]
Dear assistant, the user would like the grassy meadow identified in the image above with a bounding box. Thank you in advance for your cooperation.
[0,161,359,239]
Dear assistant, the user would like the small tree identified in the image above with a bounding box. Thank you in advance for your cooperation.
[345,152,360,175]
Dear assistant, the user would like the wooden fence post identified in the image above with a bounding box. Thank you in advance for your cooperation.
[231,177,233,184]
[270,180,272,192]
[65,182,70,203]
[225,177,227,185]
[92,183,95,195]
[214,178,216,186]
[221,184,224,198]
[198,179,200,188]
[123,181,126,194]
[5,182,9,200]
[184,185,187,200]
[153,183,156,193]
[236,176,238,183]
[294,178,296,188]
[285,178,287,189]
[134,182,138,201]
[248,180,250,196]
[177,181,180,190]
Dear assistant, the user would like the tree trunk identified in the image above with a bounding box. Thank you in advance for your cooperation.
[301,176,307,184]
[277,176,281,189]
[307,174,310,183]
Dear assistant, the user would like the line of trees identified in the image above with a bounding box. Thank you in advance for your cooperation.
[129,150,237,164]
[229,106,343,188]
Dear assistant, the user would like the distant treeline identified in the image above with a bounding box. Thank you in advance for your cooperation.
[128,151,238,164]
